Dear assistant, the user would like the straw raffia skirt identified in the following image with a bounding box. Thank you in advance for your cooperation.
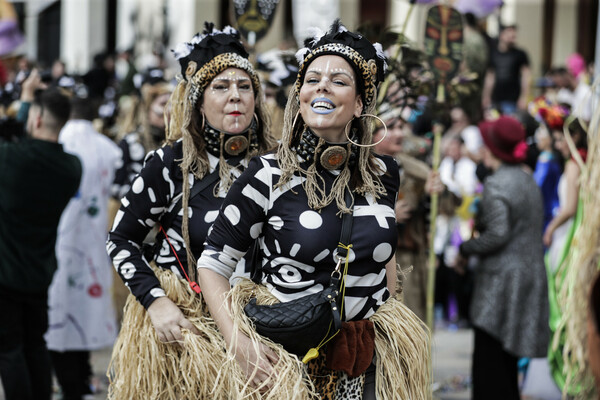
[108,270,431,400]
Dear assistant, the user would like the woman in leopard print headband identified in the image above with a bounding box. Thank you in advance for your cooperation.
[106,23,275,399]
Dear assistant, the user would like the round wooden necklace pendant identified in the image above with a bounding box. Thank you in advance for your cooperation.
[320,146,347,170]
[224,135,249,156]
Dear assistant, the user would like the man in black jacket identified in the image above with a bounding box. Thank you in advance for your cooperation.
[0,72,82,400]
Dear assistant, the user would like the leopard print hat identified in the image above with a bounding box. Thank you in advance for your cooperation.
[171,22,261,106]
[294,19,387,111]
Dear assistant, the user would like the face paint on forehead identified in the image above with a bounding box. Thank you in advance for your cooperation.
[212,76,251,82]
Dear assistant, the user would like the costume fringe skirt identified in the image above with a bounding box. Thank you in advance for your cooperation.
[107,272,431,399]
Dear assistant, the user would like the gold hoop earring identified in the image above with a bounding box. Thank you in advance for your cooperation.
[200,112,205,132]
[253,112,259,128]
[344,114,388,147]
[290,110,302,145]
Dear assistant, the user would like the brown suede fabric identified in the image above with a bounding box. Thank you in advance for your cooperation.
[326,320,375,377]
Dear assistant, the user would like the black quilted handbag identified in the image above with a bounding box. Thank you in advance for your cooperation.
[244,278,343,357]
[244,193,354,359]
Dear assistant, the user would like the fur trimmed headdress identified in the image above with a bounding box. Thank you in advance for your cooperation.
[167,23,275,279]
[277,20,388,214]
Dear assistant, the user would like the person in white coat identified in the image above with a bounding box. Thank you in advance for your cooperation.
[45,94,121,400]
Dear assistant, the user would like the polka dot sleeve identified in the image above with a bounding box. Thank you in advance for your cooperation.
[199,156,271,279]
[110,137,132,200]
[107,147,175,309]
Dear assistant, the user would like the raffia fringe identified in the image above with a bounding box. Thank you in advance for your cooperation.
[551,86,600,398]
[106,267,229,400]
[224,279,432,399]
[370,297,432,400]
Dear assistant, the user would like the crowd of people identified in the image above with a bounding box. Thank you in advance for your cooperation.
[0,10,597,400]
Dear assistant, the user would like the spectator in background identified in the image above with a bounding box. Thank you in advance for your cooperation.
[443,106,483,163]
[111,72,172,200]
[532,119,562,232]
[0,71,82,400]
[482,24,531,115]
[439,136,478,199]
[458,116,549,400]
[45,94,121,400]
[550,67,593,122]
[83,52,116,100]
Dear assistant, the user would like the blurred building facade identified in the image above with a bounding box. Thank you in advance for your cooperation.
[8,0,599,79]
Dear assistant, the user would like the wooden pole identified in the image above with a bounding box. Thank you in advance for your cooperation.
[425,109,444,330]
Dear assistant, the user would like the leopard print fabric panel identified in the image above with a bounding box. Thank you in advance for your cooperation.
[305,356,364,399]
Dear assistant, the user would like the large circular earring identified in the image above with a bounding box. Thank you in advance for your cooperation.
[344,114,388,147]
[290,110,302,145]
[199,112,205,132]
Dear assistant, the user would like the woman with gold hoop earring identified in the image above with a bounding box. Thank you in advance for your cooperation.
[106,23,276,399]
[197,20,430,399]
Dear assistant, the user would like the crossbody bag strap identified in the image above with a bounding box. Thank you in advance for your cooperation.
[336,190,354,259]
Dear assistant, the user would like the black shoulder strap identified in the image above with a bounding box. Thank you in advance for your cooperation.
[159,168,220,231]
[336,190,354,259]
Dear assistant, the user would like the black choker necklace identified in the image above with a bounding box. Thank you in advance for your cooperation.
[203,120,259,159]
[292,129,357,170]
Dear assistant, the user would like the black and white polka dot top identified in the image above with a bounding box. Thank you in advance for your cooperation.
[111,132,148,200]
[200,152,399,321]
[107,139,247,309]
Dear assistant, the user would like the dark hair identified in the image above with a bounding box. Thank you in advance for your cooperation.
[33,88,71,129]
[499,24,517,32]
[464,13,477,28]
[568,119,588,150]
[70,96,97,121]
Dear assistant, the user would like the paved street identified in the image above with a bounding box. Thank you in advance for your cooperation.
[0,327,473,399]
[432,328,472,400]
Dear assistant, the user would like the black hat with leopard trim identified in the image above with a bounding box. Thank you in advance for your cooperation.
[171,22,261,106]
[294,19,387,111]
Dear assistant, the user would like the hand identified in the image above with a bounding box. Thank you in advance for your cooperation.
[482,96,491,111]
[20,69,47,102]
[425,171,445,195]
[395,199,411,223]
[454,253,468,275]
[517,96,528,111]
[543,226,554,247]
[147,296,200,343]
[232,331,279,393]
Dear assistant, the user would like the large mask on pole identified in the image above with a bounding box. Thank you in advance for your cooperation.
[424,5,463,99]
[233,0,280,46]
